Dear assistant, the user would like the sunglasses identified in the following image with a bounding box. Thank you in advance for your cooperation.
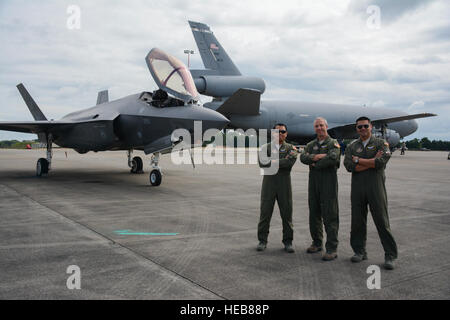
[278,130,287,134]
[357,124,370,130]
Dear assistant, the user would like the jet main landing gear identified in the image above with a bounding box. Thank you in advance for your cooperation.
[127,150,144,174]
[36,158,49,176]
[36,134,53,177]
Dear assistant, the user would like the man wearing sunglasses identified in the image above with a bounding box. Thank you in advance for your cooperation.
[300,117,341,261]
[344,117,397,270]
[257,123,298,253]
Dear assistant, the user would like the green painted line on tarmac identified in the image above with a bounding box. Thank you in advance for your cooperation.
[114,230,179,236]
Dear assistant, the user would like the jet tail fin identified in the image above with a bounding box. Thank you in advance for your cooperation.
[96,90,109,105]
[188,21,241,76]
[16,83,48,142]
[16,83,47,121]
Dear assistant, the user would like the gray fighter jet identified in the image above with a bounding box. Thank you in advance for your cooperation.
[188,21,436,146]
[0,48,229,185]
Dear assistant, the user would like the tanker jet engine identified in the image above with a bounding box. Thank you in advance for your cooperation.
[0,48,229,186]
[188,21,436,146]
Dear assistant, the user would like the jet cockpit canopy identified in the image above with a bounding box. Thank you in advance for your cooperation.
[145,48,200,103]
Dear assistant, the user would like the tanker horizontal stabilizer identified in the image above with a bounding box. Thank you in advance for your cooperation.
[215,88,261,117]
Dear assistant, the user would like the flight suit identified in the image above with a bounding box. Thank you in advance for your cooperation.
[258,141,298,245]
[344,136,398,259]
[300,136,340,253]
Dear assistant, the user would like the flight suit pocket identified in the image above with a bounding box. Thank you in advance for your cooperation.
[365,144,378,158]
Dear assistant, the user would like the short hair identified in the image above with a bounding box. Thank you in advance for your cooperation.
[356,116,371,124]
[273,123,287,131]
[314,117,328,126]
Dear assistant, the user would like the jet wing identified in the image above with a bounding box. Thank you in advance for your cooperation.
[0,118,118,135]
[328,113,437,138]
[0,121,77,134]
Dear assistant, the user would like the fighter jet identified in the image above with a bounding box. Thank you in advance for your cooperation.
[0,48,229,185]
[188,21,436,146]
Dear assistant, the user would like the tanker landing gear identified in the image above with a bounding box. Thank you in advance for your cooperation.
[149,152,162,186]
[127,150,144,174]
[36,135,53,177]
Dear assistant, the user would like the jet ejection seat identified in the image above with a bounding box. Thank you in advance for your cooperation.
[151,89,184,108]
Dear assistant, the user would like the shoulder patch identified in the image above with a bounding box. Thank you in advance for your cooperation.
[334,142,340,148]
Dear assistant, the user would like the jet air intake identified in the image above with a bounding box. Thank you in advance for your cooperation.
[194,76,265,97]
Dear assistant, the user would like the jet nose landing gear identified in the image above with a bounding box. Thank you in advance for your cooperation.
[150,169,162,186]
[149,152,162,186]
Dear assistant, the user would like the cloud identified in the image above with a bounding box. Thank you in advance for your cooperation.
[403,55,445,65]
[408,101,426,112]
[0,0,449,142]
[372,100,385,108]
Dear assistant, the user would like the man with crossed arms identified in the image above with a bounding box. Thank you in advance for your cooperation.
[300,117,340,261]
[344,116,397,270]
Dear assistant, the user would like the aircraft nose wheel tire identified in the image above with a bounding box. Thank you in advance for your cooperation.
[36,158,49,177]
[130,156,143,174]
[149,169,162,186]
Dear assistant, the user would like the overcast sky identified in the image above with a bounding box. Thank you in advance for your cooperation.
[0,0,449,141]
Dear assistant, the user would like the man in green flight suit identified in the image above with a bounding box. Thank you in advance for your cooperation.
[344,116,398,270]
[257,123,298,253]
[300,117,340,261]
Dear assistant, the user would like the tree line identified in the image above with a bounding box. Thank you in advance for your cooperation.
[404,138,450,151]
[0,139,38,149]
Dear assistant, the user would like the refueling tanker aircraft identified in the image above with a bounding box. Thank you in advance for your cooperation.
[188,21,436,146]
[0,48,229,186]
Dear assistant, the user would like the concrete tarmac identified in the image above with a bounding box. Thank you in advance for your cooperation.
[0,148,449,299]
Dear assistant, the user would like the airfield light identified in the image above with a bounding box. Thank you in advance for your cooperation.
[184,49,195,68]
